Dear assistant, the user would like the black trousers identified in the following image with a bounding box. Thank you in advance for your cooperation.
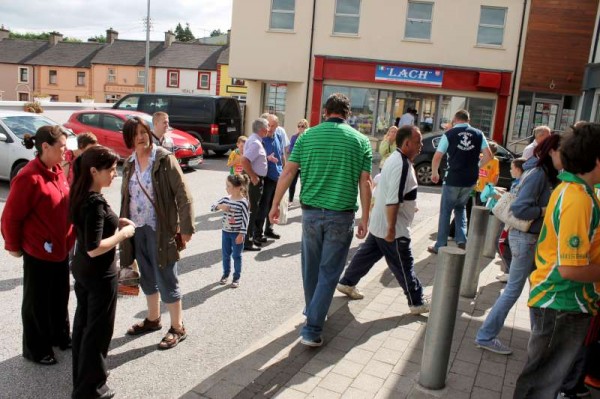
[72,274,117,399]
[255,176,278,238]
[245,177,264,246]
[22,252,70,361]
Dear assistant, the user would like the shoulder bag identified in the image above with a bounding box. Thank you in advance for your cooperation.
[492,169,534,232]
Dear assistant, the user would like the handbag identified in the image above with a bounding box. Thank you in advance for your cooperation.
[279,196,289,225]
[492,170,534,232]
[135,171,186,251]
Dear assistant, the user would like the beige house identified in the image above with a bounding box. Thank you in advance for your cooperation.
[230,0,524,142]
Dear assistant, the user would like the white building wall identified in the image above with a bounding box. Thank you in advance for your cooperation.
[155,68,217,95]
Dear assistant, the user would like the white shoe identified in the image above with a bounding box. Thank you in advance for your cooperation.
[496,273,509,283]
[336,283,364,300]
[409,299,430,315]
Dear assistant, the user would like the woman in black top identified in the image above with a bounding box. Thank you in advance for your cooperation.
[69,146,136,399]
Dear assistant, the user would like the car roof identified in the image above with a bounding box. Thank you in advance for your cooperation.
[0,110,54,117]
[73,109,147,117]
[121,93,232,100]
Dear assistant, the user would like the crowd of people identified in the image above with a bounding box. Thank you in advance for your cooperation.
[4,91,600,399]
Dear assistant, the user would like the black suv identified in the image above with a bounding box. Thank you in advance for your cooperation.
[113,94,242,155]
[413,131,517,189]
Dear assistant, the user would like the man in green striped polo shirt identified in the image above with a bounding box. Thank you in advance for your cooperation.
[269,93,373,347]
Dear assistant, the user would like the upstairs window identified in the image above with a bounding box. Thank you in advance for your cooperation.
[477,6,507,46]
[19,67,29,83]
[167,70,180,88]
[49,70,57,85]
[198,72,211,89]
[405,1,433,40]
[137,70,145,85]
[270,0,295,30]
[107,68,116,83]
[334,0,361,35]
[77,71,85,86]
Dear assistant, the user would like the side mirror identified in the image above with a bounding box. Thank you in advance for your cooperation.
[0,133,7,142]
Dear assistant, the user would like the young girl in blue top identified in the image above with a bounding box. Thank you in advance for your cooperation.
[211,174,250,288]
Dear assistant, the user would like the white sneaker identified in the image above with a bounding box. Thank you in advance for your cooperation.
[336,283,364,300]
[409,299,430,315]
[496,273,509,283]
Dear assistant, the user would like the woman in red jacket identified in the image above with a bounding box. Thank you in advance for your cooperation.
[1,125,74,366]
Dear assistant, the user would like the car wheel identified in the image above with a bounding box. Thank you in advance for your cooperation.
[10,161,28,184]
[415,162,434,185]
[213,150,228,156]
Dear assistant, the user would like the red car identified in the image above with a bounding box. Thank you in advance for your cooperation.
[64,110,203,168]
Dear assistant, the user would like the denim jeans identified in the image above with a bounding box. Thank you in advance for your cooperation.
[222,231,243,280]
[514,308,591,398]
[301,209,355,341]
[434,184,473,250]
[476,229,537,344]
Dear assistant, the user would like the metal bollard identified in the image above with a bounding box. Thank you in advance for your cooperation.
[460,206,489,298]
[482,213,503,258]
[419,247,466,390]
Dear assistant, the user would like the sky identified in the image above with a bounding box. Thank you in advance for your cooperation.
[0,0,233,41]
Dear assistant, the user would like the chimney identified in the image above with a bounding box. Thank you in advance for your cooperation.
[0,25,9,41]
[226,29,231,46]
[164,30,175,48]
[106,28,118,44]
[49,31,63,46]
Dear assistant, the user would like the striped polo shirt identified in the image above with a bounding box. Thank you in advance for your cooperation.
[211,196,250,234]
[528,172,600,314]
[289,118,372,211]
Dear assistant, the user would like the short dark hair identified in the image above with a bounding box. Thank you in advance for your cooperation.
[560,123,600,174]
[77,132,98,149]
[324,93,351,119]
[396,125,416,147]
[512,158,526,172]
[488,141,498,155]
[454,109,470,122]
[122,117,152,149]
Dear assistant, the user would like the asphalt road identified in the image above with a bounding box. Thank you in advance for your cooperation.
[0,154,442,399]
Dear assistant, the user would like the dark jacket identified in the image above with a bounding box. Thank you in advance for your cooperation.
[510,157,553,234]
[119,147,195,268]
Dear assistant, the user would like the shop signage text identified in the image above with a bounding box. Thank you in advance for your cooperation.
[375,65,444,87]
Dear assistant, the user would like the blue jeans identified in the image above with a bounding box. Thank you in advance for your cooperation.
[434,184,473,250]
[514,308,591,398]
[222,231,243,280]
[301,209,355,341]
[476,229,537,344]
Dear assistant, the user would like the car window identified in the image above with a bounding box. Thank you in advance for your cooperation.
[171,97,213,122]
[102,115,124,132]
[0,115,59,139]
[125,114,154,129]
[432,137,441,148]
[139,96,169,114]
[217,99,240,120]
[78,113,101,127]
[115,95,140,110]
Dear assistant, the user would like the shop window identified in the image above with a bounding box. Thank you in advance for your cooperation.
[77,71,85,86]
[231,78,245,86]
[107,68,116,83]
[334,0,361,35]
[468,98,495,137]
[19,67,29,83]
[322,85,377,136]
[198,72,211,89]
[49,70,57,85]
[477,6,506,46]
[263,83,287,125]
[270,0,295,30]
[405,1,433,40]
[137,70,145,86]
[167,70,179,88]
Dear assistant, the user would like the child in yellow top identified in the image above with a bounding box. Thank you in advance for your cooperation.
[475,142,500,195]
[227,136,247,175]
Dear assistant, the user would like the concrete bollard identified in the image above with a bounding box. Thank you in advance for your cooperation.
[460,206,489,298]
[482,213,503,258]
[419,247,466,390]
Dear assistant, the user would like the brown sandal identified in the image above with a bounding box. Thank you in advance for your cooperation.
[126,317,162,335]
[158,325,187,350]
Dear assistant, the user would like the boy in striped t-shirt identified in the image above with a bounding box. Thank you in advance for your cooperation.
[514,123,600,398]
[211,174,250,288]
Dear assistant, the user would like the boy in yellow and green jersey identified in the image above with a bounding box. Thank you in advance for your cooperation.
[514,123,600,398]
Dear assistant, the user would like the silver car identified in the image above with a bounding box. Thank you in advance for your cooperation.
[0,111,77,182]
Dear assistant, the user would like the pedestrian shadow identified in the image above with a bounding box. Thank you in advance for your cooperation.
[193,212,224,232]
[107,343,157,370]
[177,248,223,276]
[254,242,301,262]
[0,276,23,292]
[182,282,230,311]
[0,353,73,398]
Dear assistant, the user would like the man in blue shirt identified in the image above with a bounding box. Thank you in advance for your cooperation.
[255,116,285,242]
[427,110,493,254]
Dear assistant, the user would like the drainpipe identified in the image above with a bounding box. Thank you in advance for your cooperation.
[505,0,528,146]
[304,0,317,118]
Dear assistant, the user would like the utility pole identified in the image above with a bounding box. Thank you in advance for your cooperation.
[144,0,150,93]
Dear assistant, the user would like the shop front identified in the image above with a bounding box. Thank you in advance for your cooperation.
[310,56,512,143]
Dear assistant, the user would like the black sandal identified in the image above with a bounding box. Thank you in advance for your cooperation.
[37,355,58,366]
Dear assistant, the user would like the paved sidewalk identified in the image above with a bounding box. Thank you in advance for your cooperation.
[180,218,567,399]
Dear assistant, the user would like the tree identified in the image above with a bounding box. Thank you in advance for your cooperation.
[210,29,223,37]
[9,31,81,42]
[87,35,106,43]
[174,22,195,42]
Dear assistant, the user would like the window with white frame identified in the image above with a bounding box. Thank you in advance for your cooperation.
[477,6,507,46]
[167,70,179,88]
[137,70,145,85]
[334,0,361,35]
[198,72,210,89]
[405,1,433,40]
[107,68,116,83]
[77,71,85,86]
[18,67,29,83]
[270,0,295,30]
[49,70,57,85]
